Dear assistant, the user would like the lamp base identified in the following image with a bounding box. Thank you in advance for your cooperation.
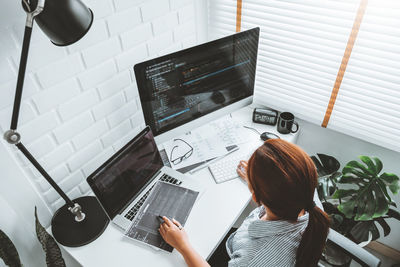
[51,196,109,247]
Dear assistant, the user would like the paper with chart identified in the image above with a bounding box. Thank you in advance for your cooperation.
[163,115,251,170]
[125,182,199,252]
[201,115,250,146]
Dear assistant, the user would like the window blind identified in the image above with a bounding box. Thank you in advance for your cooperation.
[208,0,400,152]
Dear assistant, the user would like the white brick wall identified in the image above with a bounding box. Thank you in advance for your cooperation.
[0,0,200,211]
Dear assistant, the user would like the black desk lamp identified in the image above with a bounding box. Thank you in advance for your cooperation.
[4,0,109,247]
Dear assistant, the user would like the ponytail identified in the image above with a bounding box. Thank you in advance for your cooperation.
[246,140,330,267]
[296,206,330,267]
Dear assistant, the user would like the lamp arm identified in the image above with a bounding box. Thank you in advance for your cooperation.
[10,1,45,131]
[10,26,32,131]
[4,1,87,224]
[16,143,75,208]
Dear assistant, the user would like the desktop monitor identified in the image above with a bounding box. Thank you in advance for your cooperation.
[134,27,260,143]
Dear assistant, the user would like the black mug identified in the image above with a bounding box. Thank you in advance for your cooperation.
[277,112,299,134]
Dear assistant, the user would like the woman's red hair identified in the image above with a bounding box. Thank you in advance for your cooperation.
[247,139,330,267]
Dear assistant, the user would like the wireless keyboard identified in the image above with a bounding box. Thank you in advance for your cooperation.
[208,153,251,184]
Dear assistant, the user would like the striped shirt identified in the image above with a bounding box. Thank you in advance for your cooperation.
[225,206,309,267]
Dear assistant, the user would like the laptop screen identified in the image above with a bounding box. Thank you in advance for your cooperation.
[87,127,163,219]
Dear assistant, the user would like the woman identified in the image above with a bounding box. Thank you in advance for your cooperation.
[159,139,330,266]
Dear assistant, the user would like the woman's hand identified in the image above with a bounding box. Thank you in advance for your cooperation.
[159,217,190,253]
[237,160,248,182]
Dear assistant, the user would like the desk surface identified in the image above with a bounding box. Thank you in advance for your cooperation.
[62,105,298,267]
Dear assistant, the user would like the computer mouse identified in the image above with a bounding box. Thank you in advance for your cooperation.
[260,132,280,141]
[211,91,226,104]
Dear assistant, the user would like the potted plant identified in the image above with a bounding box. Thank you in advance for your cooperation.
[312,154,400,266]
[0,208,66,267]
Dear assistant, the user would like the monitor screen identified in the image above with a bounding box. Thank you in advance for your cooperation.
[134,27,260,136]
[87,127,163,219]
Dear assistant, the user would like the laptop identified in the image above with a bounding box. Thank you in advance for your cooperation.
[87,126,202,231]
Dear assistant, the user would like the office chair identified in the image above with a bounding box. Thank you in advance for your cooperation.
[318,229,381,267]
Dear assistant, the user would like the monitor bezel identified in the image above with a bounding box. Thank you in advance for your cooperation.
[134,27,260,141]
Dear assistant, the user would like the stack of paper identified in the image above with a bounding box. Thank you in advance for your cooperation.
[164,115,251,170]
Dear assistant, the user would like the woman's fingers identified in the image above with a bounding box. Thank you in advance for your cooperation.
[239,160,248,167]
[237,161,249,181]
[159,225,166,238]
[237,164,246,174]
[172,218,182,228]
[159,226,165,235]
[162,216,173,227]
[160,222,167,232]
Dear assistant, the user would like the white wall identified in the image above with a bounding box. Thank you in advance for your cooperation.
[1,0,201,220]
[296,119,400,250]
[0,0,205,266]
[0,142,48,267]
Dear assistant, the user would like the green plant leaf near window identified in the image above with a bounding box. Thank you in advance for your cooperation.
[0,208,66,267]
[314,154,400,246]
[35,207,66,267]
[311,154,341,203]
[0,229,22,267]
[333,156,399,221]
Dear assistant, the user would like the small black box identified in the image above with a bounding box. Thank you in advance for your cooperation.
[252,108,278,126]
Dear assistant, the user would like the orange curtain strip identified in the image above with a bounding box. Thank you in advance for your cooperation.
[321,0,368,128]
[236,0,243,32]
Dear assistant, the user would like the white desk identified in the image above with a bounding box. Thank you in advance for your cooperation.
[61,105,299,267]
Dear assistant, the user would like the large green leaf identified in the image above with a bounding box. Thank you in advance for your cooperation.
[373,157,383,174]
[350,221,380,243]
[342,165,370,180]
[312,155,328,177]
[336,195,357,218]
[313,154,342,202]
[347,159,375,176]
[377,179,392,203]
[332,189,357,199]
[0,230,22,267]
[334,156,399,221]
[339,174,365,185]
[318,173,341,201]
[376,218,390,237]
[330,214,344,231]
[317,153,341,174]
[359,156,378,175]
[322,202,338,214]
[380,173,400,194]
[387,208,400,221]
[35,208,66,267]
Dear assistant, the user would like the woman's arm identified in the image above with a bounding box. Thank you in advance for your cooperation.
[159,217,210,267]
[177,244,210,267]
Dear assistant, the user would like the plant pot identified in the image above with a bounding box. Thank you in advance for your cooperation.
[322,240,352,266]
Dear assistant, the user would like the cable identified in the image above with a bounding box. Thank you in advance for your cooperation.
[243,125,261,135]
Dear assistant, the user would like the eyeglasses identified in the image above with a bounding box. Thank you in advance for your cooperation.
[170,138,194,165]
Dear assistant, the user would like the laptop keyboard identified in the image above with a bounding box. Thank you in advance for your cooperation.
[124,174,182,221]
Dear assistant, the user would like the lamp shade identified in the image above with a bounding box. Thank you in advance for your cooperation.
[34,0,93,46]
